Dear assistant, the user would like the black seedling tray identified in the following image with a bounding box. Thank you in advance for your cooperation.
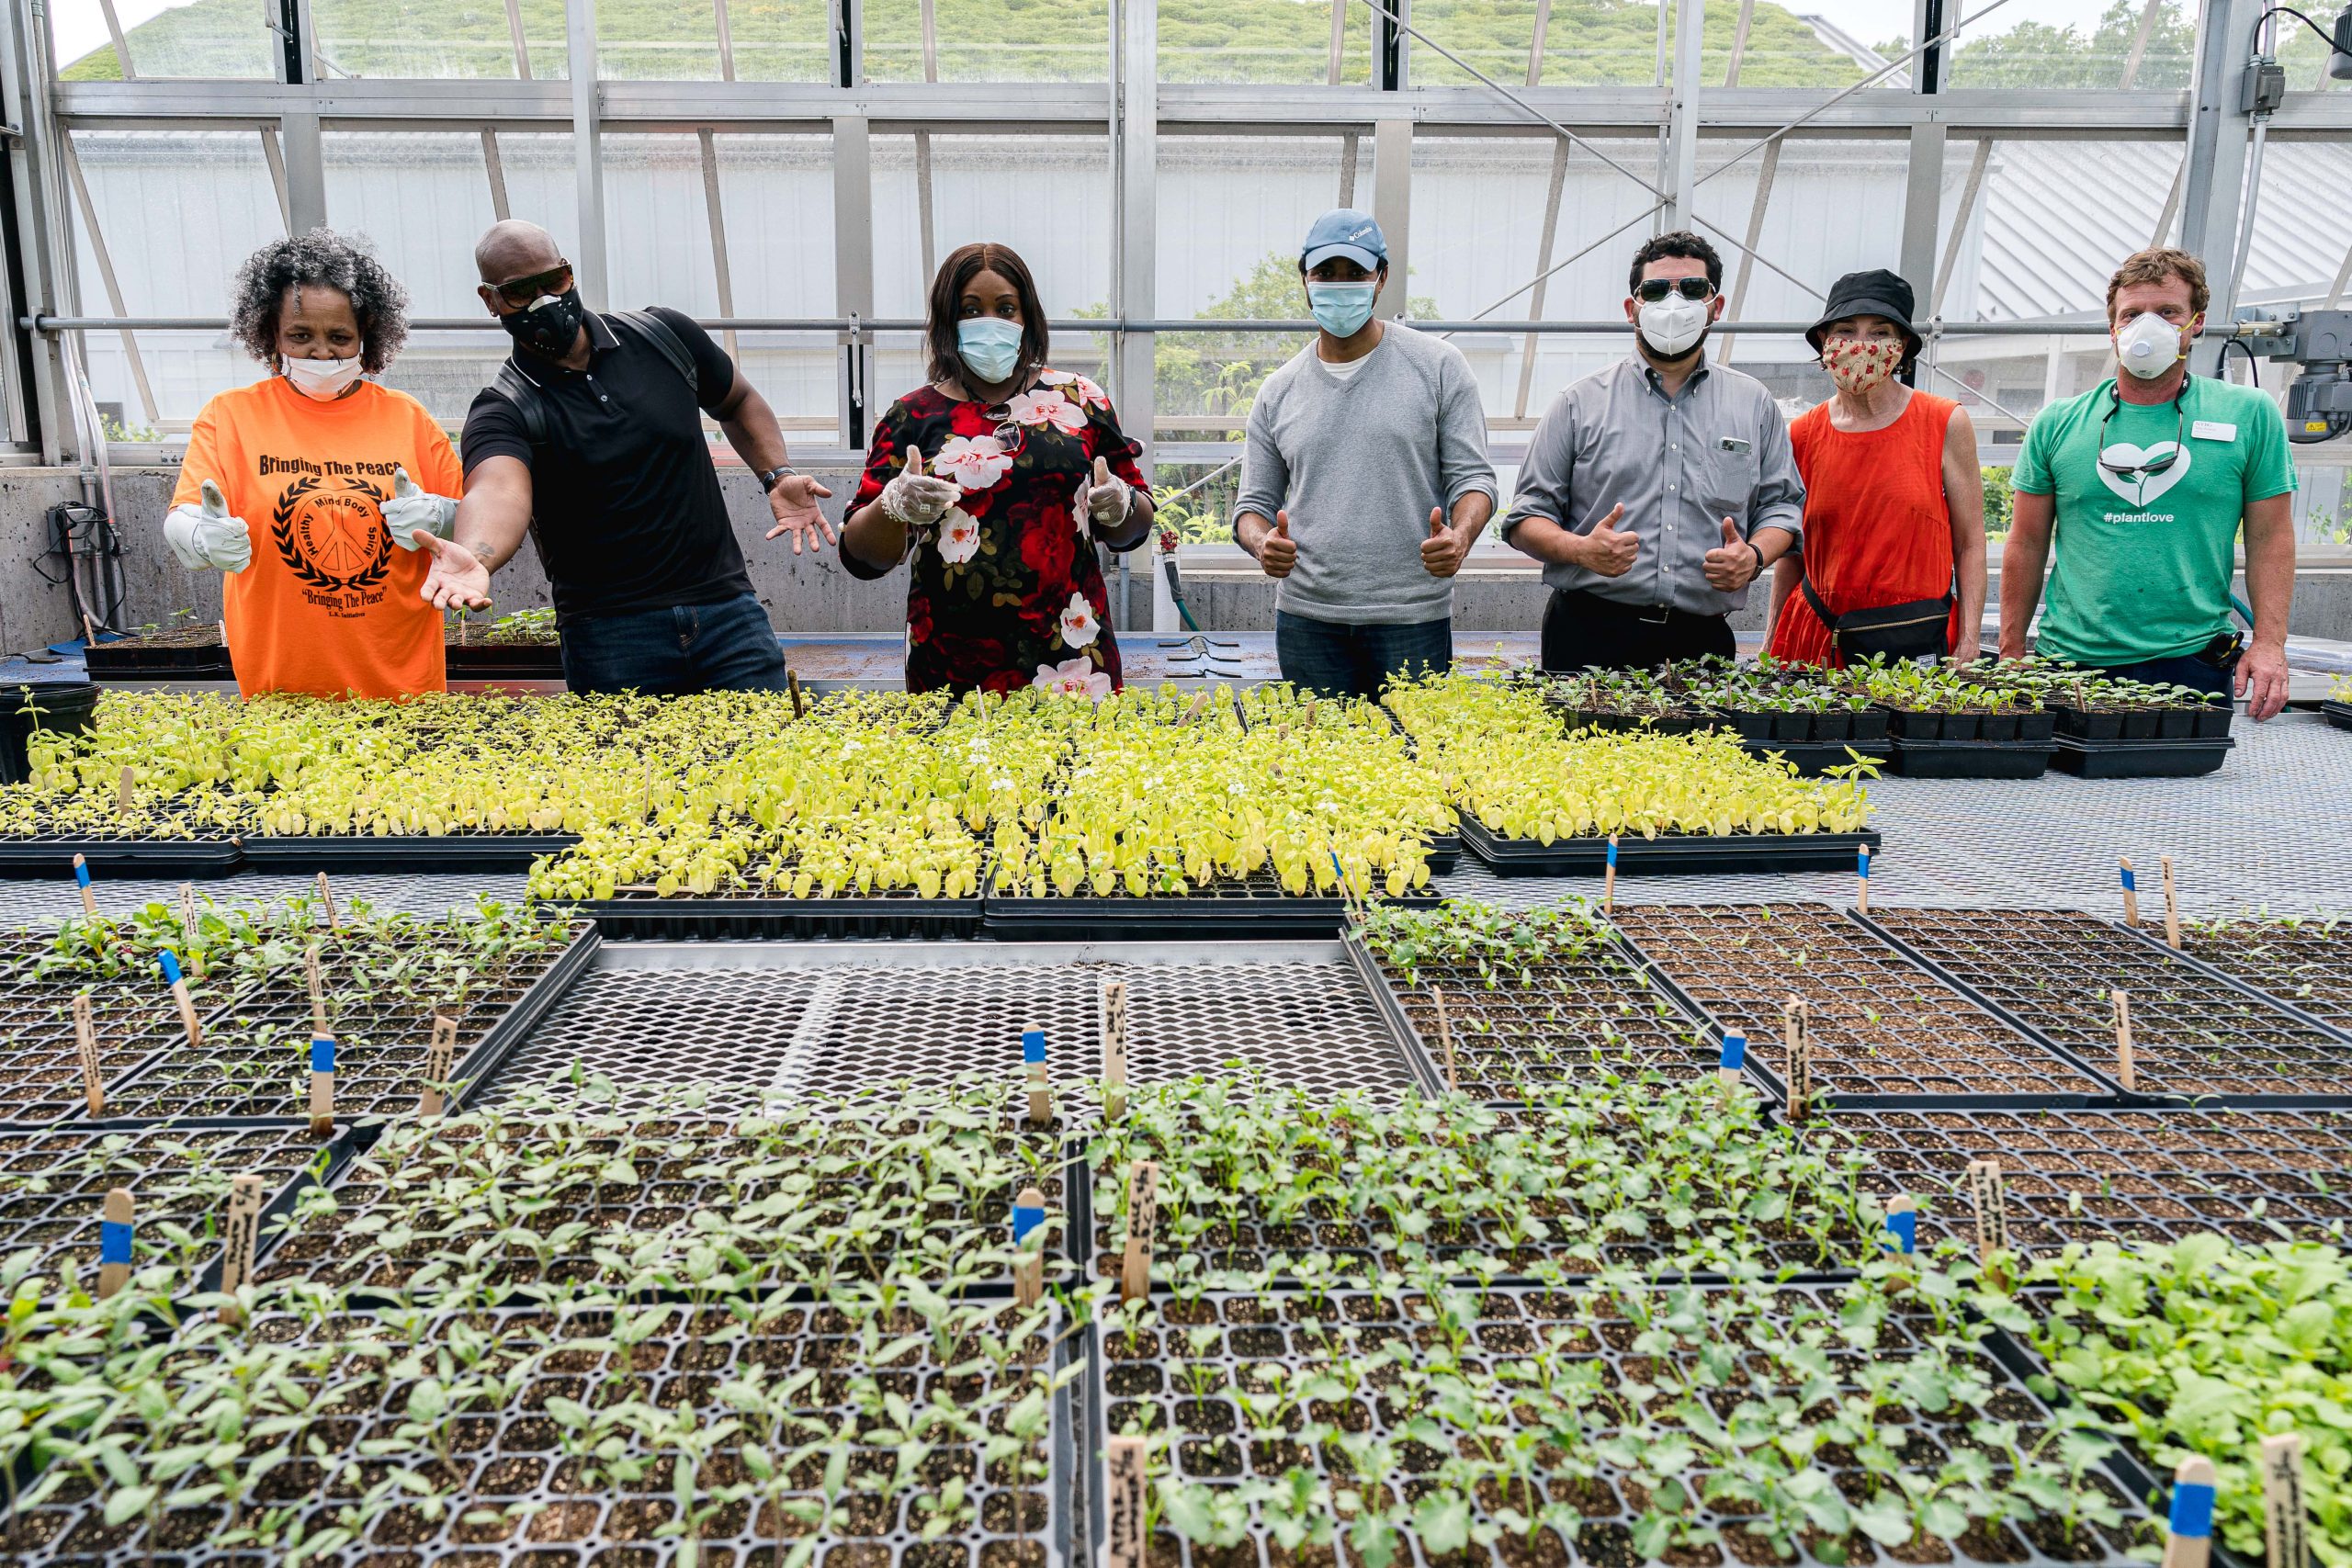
[81,637,233,680]
[0,834,244,878]
[1888,736,2054,778]
[2050,703,2231,741]
[1611,905,2124,1109]
[1823,1104,2352,1253]
[1883,707,2057,743]
[985,873,1437,941]
[1458,815,1882,876]
[2166,918,2352,1032]
[1860,908,2352,1106]
[444,639,563,679]
[2325,700,2352,731]
[1738,738,1892,775]
[545,890,984,941]
[242,830,581,874]
[2052,734,2233,778]
[1095,1282,2154,1568]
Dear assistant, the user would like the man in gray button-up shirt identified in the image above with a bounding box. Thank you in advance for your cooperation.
[1501,231,1805,671]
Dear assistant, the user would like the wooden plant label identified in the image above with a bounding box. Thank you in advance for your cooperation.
[219,1173,265,1315]
[73,992,103,1116]
[160,951,201,1046]
[787,669,807,719]
[1101,978,1128,1120]
[306,945,327,1039]
[420,1011,458,1120]
[315,871,338,931]
[96,1187,133,1300]
[1012,1183,1046,1308]
[2120,856,2141,927]
[642,756,655,818]
[2160,855,2180,950]
[2162,1454,2217,1568]
[1023,1028,1051,1125]
[1856,845,1871,915]
[1429,985,1459,1094]
[1106,1435,1147,1568]
[310,1033,336,1138]
[1717,1032,1747,1089]
[1119,1159,1159,1304]
[1182,692,1205,726]
[71,853,96,918]
[2261,1433,2308,1568]
[1603,834,1619,916]
[115,764,133,818]
[1782,996,1811,1121]
[1965,1157,2008,1273]
[2112,988,2137,1091]
[178,883,202,976]
[1882,1192,1917,1256]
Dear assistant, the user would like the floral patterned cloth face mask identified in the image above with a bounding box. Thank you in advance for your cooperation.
[1822,336,1904,395]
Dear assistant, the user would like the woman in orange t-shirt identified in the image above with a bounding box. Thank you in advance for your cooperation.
[165,230,462,699]
[1765,269,1986,669]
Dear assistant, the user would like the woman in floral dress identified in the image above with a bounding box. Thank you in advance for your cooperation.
[841,242,1154,694]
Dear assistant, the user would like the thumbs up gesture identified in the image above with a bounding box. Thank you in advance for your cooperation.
[382,464,458,550]
[1081,454,1133,529]
[163,479,253,573]
[1258,510,1298,579]
[1420,504,1468,579]
[1702,514,1759,591]
[879,446,958,528]
[1580,502,1639,578]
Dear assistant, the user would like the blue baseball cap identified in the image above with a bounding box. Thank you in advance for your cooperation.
[1300,209,1387,273]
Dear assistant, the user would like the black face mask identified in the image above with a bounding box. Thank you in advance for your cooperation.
[501,288,586,358]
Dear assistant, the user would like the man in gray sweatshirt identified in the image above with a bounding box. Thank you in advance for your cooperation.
[1232,209,1498,698]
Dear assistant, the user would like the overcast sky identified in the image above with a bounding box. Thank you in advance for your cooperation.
[47,0,2135,73]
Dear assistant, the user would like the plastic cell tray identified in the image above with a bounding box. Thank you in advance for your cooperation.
[1094,1283,2154,1568]
[0,834,244,878]
[2164,917,2352,1032]
[984,874,1440,941]
[1457,815,1882,875]
[2049,704,2231,742]
[1739,738,1892,775]
[1860,908,2352,1106]
[443,640,564,681]
[240,831,581,874]
[1887,737,2055,778]
[2051,735,2233,778]
[1610,905,2120,1109]
[81,638,234,681]
[2324,699,2352,732]
[545,890,986,941]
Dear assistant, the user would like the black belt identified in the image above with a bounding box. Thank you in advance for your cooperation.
[1555,586,1713,626]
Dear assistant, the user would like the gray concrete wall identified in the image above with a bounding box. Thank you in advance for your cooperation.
[8,464,2352,651]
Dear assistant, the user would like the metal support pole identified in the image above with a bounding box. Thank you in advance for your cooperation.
[713,0,737,80]
[914,0,938,283]
[1374,0,1406,90]
[481,129,512,220]
[2180,0,2259,374]
[279,109,328,234]
[1514,137,1570,418]
[1526,0,1551,85]
[503,0,533,76]
[1,0,61,452]
[1115,0,1156,471]
[1371,118,1411,320]
[96,0,136,77]
[2119,0,2166,88]
[1724,0,1756,87]
[1664,0,1703,232]
[58,134,157,426]
[698,129,739,363]
[568,0,609,310]
[259,126,292,232]
[1715,135,1781,365]
[831,114,874,449]
[1899,121,1946,295]
[1931,136,1990,316]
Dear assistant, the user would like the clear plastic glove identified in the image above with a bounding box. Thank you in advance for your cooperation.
[164,479,252,572]
[879,447,958,528]
[1082,456,1131,527]
[381,465,458,550]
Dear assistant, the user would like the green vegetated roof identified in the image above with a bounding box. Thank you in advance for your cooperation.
[63,0,1863,85]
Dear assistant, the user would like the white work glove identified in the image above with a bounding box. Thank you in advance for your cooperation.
[879,447,959,528]
[1081,456,1131,527]
[164,479,252,573]
[381,465,458,550]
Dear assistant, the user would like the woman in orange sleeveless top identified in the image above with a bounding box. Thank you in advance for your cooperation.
[1767,270,1985,668]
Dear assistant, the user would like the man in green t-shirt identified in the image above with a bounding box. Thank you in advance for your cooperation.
[1999,246,2296,720]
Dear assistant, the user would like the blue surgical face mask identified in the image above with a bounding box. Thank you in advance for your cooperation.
[1306,281,1378,339]
[956,317,1024,385]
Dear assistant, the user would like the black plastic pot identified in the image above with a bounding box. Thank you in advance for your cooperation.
[1849,707,1891,743]
[1979,713,2020,742]
[0,682,97,785]
[1812,711,1852,742]
[2121,710,2161,739]
[2052,735,2233,779]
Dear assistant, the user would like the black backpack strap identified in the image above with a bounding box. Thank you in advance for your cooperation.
[491,361,548,448]
[612,308,698,392]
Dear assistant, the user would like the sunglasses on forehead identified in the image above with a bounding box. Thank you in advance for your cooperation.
[1634,277,1715,303]
[488,262,574,310]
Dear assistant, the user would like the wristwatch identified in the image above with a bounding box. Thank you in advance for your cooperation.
[759,465,799,494]
[1747,540,1765,577]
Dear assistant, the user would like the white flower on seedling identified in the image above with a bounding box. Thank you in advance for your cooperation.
[936,506,980,565]
[1057,592,1100,649]
[934,434,1012,492]
[1035,658,1113,702]
[1004,389,1088,434]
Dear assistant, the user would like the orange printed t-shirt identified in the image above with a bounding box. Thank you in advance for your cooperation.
[173,377,461,700]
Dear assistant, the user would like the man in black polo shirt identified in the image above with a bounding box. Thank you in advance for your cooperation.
[421,220,832,694]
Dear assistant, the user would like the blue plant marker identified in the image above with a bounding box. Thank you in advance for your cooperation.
[98,1218,133,1266]
[158,950,183,987]
[2167,1479,2214,1540]
[1012,1197,1046,1247]
[73,859,90,889]
[1882,1197,1917,1255]
[1605,839,1619,871]
[310,1037,336,1074]
[1718,1033,1747,1070]
[1023,1030,1046,1066]
[1858,848,1871,879]
[2120,863,2137,894]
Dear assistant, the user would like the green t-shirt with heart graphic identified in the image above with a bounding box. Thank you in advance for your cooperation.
[2014,376,2296,666]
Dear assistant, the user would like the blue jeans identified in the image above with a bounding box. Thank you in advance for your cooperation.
[558,592,791,695]
[2087,650,2237,703]
[1274,610,1453,700]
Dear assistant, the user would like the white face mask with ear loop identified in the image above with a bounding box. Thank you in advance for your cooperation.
[1636,295,1711,357]
[282,353,366,400]
[2114,311,2187,380]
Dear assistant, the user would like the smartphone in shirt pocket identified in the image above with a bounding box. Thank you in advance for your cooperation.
[1700,433,1760,517]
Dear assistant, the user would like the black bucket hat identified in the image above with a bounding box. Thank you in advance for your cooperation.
[1807,269,1922,360]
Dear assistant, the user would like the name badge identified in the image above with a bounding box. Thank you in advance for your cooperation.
[2190,420,2237,442]
[1718,436,1752,455]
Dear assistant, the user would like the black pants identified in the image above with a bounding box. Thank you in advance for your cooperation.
[1540,587,1736,672]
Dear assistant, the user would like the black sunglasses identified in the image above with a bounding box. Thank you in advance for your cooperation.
[1634,277,1715,303]
[2098,384,2187,480]
[489,262,574,310]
